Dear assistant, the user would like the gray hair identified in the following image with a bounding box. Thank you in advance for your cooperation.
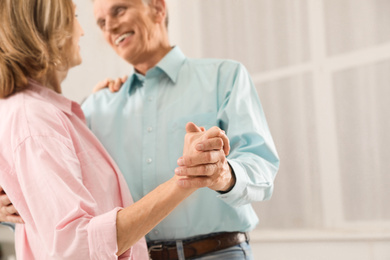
[143,0,169,29]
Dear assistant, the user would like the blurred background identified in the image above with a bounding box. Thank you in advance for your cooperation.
[1,0,390,259]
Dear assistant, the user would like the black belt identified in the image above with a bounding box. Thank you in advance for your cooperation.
[148,232,249,260]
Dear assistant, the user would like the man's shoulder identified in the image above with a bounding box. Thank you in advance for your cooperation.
[183,58,248,79]
[186,57,242,68]
[81,86,123,112]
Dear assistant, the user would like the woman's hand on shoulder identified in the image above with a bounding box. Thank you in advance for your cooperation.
[93,75,128,93]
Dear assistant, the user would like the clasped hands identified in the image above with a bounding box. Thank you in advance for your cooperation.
[176,122,234,192]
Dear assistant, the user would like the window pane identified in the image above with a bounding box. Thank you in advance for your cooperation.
[324,0,390,56]
[254,73,323,229]
[199,0,310,74]
[333,60,390,221]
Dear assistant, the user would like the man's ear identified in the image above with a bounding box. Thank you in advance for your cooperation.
[150,0,166,24]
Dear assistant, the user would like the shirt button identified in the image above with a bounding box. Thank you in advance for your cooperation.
[146,158,153,164]
[153,230,159,235]
[148,97,153,102]
[147,127,153,133]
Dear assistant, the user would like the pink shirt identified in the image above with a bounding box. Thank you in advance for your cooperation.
[0,80,148,259]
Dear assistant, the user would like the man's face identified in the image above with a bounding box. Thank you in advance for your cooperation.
[93,0,158,65]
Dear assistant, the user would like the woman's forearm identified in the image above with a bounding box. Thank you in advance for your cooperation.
[116,177,195,256]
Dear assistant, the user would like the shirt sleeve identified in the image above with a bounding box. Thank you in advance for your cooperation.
[13,136,123,259]
[216,62,280,207]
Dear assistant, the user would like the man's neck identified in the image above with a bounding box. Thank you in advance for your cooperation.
[133,45,172,75]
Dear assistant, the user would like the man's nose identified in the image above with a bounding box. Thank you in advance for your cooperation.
[105,16,118,32]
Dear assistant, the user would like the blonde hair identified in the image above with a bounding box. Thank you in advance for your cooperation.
[0,0,74,98]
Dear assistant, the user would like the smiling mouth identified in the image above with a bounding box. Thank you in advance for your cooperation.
[115,32,134,46]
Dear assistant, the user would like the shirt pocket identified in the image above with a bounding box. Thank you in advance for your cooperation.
[168,112,218,170]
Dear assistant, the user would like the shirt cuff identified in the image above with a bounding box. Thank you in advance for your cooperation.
[216,159,249,207]
[87,207,123,259]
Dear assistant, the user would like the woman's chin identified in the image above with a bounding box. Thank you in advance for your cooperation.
[70,58,83,69]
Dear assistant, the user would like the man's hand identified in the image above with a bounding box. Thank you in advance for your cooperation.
[0,186,23,224]
[93,75,128,93]
[175,122,235,192]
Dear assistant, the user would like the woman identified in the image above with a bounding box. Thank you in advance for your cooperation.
[0,0,228,259]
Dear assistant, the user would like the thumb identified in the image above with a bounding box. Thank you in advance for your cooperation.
[121,75,128,83]
[92,79,109,93]
[185,122,202,133]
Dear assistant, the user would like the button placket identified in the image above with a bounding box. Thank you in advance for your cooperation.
[141,79,158,196]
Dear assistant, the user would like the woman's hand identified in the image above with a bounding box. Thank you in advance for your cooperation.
[0,186,24,224]
[92,75,128,93]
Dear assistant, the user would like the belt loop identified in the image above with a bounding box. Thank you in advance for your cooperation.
[176,240,185,260]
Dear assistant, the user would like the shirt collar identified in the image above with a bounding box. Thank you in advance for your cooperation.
[127,72,145,95]
[133,72,146,85]
[128,46,186,92]
[27,79,74,116]
[154,46,186,84]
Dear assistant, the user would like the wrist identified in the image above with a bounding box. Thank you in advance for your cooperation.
[217,162,236,194]
[170,176,197,194]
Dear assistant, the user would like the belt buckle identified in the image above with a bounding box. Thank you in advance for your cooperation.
[148,244,163,260]
[148,244,164,253]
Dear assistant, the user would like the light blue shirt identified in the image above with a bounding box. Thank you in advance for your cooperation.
[82,46,279,241]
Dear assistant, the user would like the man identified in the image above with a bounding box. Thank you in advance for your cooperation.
[1,0,279,259]
[88,0,279,259]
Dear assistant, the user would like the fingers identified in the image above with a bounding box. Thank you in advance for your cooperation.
[6,214,24,224]
[1,204,17,216]
[175,163,218,177]
[0,203,23,224]
[202,126,225,140]
[0,193,11,206]
[185,123,230,155]
[92,75,128,93]
[200,127,230,156]
[179,150,225,167]
[195,137,223,152]
[121,75,128,83]
[0,192,24,224]
[221,133,230,156]
[195,131,229,156]
[93,79,109,93]
[109,78,122,92]
[175,159,234,191]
